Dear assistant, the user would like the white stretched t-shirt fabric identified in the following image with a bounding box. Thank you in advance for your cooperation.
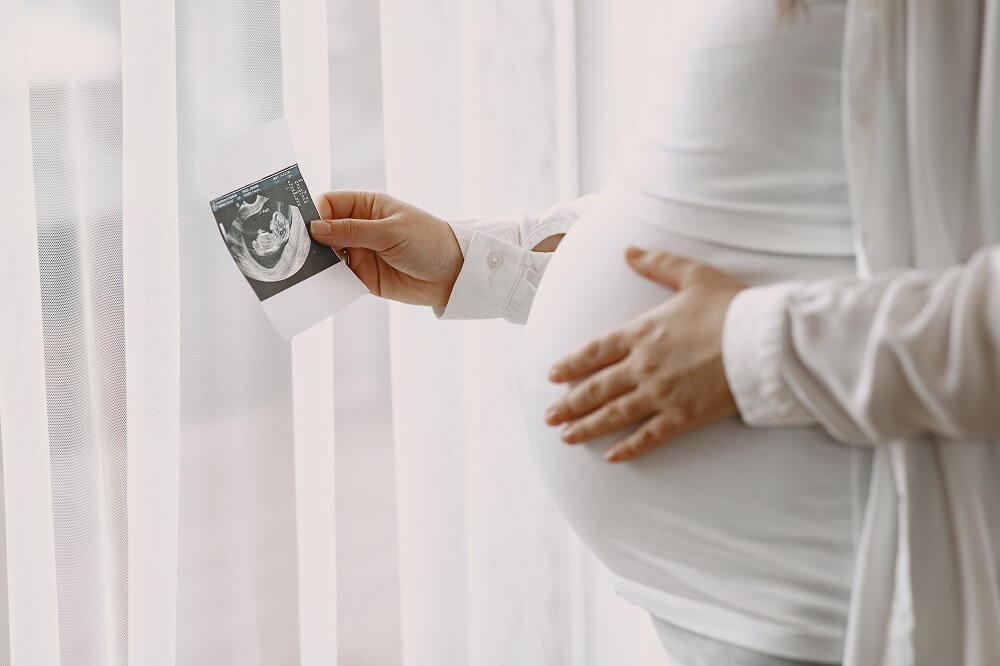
[441,0,868,661]
[517,200,868,663]
[612,0,853,257]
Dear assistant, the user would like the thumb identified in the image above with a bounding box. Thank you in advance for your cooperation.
[310,217,397,252]
[624,246,696,290]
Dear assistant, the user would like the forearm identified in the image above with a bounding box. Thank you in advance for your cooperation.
[531,233,565,253]
[724,245,1000,445]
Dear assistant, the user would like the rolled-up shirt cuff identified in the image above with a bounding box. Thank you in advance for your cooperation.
[433,230,551,324]
[722,283,815,427]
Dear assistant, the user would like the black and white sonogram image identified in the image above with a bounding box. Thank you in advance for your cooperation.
[210,165,340,300]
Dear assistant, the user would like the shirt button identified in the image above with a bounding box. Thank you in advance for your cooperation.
[486,252,503,269]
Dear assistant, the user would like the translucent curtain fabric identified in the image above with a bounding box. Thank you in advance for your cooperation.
[121,0,179,663]
[0,0,338,663]
[2,0,129,661]
[380,0,668,664]
[0,0,61,661]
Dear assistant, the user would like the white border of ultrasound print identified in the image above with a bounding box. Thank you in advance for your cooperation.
[199,117,368,339]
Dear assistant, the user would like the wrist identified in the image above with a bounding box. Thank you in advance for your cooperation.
[531,233,565,253]
[434,222,463,308]
[722,283,813,427]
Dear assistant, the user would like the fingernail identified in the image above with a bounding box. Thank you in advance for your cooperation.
[545,407,561,424]
[310,220,332,235]
[548,367,563,382]
[561,426,577,443]
[625,246,644,261]
[604,449,621,463]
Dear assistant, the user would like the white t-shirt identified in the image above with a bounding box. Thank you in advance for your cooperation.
[452,0,865,661]
[612,0,853,257]
[518,1,864,661]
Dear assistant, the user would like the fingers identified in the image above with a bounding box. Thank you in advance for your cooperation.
[316,190,384,221]
[313,191,406,252]
[334,246,380,295]
[625,246,700,290]
[560,393,656,444]
[603,411,690,463]
[548,332,630,383]
[545,366,635,426]
[310,217,398,252]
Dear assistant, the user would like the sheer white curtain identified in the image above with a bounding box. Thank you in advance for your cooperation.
[0,0,339,663]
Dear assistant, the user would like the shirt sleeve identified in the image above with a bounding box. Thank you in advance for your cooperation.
[722,244,1000,446]
[433,195,594,324]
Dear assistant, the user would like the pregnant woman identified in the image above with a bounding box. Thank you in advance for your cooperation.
[309,1,1000,664]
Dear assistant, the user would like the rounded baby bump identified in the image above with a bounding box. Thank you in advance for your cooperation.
[516,188,859,612]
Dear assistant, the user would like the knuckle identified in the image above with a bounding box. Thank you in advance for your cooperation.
[604,402,624,424]
[584,340,602,360]
[661,404,685,426]
[665,400,696,426]
[343,219,360,241]
[634,319,656,338]
[657,254,681,273]
[621,399,643,421]
[623,427,647,449]
[641,386,660,405]
[317,193,334,219]
[645,250,668,267]
[652,418,674,440]
[360,191,379,218]
[636,359,660,379]
[628,435,647,451]
[584,381,603,401]
[653,377,674,399]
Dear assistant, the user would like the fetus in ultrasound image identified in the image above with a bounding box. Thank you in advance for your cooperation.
[211,164,340,301]
[227,195,310,282]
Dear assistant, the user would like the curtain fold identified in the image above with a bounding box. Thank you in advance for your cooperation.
[173,0,296,660]
[0,0,62,660]
[121,1,180,665]
[3,0,340,662]
[281,1,338,664]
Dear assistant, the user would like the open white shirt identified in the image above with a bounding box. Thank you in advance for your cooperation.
[436,3,1000,665]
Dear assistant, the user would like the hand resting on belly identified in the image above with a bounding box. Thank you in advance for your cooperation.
[544,245,748,462]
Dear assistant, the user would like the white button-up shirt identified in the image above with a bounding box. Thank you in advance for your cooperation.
[436,3,1000,664]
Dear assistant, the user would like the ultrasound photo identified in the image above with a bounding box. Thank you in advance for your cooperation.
[210,164,340,301]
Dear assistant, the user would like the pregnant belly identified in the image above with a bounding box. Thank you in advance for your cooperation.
[516,188,867,660]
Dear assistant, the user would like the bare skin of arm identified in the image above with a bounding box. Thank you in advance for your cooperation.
[532,234,565,253]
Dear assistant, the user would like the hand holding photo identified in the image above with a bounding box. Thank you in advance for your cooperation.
[201,119,367,338]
